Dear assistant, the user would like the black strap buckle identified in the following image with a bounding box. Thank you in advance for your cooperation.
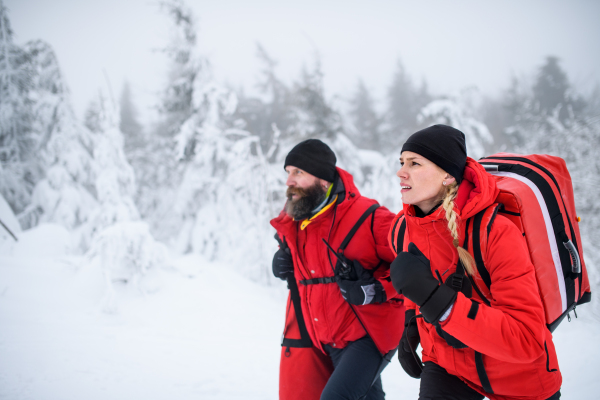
[451,273,464,291]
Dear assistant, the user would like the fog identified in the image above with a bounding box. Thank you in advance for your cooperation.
[6,0,600,121]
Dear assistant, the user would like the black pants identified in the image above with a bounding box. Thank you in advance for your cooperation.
[419,362,561,400]
[321,336,389,400]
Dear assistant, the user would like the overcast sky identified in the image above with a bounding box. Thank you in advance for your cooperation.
[5,0,600,123]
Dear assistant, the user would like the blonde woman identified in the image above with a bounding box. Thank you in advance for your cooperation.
[389,125,562,400]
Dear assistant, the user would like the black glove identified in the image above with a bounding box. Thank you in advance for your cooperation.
[336,259,386,305]
[390,242,456,324]
[398,309,423,378]
[272,247,294,280]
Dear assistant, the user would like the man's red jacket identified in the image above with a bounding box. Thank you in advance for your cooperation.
[271,167,405,355]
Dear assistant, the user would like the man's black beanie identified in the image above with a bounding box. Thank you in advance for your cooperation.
[284,139,337,182]
[401,124,467,183]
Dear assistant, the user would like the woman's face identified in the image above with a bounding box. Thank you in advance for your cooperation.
[397,151,453,214]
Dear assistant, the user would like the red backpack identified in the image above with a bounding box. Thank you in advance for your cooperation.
[477,153,591,331]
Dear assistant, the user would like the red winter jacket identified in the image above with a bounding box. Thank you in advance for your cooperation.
[388,158,562,400]
[271,167,405,355]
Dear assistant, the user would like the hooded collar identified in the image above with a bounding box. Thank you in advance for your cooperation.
[454,157,499,219]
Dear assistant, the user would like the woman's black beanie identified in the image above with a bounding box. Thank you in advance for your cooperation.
[401,124,467,183]
[284,139,337,182]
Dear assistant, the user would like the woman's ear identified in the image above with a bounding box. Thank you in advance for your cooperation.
[443,174,457,186]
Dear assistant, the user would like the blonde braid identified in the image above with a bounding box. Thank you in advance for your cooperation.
[442,182,476,275]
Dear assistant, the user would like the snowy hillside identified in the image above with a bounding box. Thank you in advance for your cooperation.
[1,224,599,400]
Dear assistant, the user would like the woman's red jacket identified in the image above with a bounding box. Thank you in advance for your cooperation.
[388,158,562,400]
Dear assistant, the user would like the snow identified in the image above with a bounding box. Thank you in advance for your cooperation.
[0,226,283,399]
[1,225,599,399]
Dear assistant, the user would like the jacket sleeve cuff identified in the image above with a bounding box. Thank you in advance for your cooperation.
[438,304,454,322]
[378,277,400,300]
[439,292,470,327]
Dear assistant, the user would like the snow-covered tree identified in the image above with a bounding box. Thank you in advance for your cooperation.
[532,56,586,123]
[418,89,494,160]
[383,60,431,149]
[132,0,202,233]
[0,2,36,214]
[16,39,98,234]
[1,8,159,285]
[170,67,275,281]
[133,1,275,282]
[82,93,168,310]
[234,43,294,159]
[119,80,144,156]
[287,55,344,143]
[81,93,138,238]
[157,0,202,137]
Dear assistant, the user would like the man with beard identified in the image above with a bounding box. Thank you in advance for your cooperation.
[270,139,405,400]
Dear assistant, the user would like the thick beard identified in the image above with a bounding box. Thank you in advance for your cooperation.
[285,182,328,220]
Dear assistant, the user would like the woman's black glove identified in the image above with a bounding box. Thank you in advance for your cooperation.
[336,259,386,305]
[272,248,294,280]
[398,309,423,378]
[390,243,456,324]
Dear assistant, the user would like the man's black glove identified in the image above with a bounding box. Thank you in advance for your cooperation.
[272,247,294,280]
[398,309,423,378]
[390,242,456,324]
[336,259,386,305]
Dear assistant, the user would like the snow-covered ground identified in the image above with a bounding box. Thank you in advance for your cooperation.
[1,225,599,399]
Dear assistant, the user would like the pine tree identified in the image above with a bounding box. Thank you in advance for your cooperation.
[0,1,35,213]
[384,60,431,149]
[234,43,293,160]
[157,0,202,138]
[80,92,140,243]
[135,0,202,231]
[119,80,144,156]
[533,56,569,114]
[21,39,98,236]
[348,79,382,150]
[532,56,586,123]
[287,55,343,142]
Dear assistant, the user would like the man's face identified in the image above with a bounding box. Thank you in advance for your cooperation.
[284,166,329,220]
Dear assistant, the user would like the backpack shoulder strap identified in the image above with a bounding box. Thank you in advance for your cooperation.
[338,203,379,251]
[462,217,490,307]
[470,203,503,291]
[390,216,406,254]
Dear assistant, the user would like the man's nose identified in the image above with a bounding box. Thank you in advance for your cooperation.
[286,175,295,187]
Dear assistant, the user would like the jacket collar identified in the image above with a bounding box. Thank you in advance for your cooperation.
[455,157,499,219]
